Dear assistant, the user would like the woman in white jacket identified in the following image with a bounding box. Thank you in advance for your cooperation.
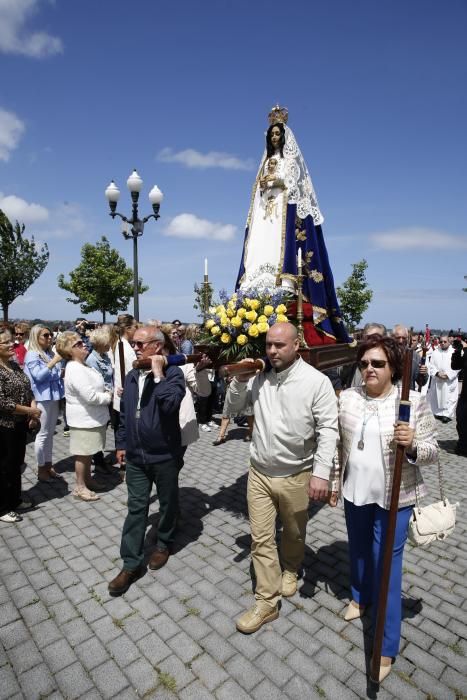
[56,332,112,502]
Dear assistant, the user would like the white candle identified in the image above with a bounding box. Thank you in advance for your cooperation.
[204,258,208,276]
[297,247,302,269]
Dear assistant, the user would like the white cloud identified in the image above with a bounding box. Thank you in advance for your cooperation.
[370,226,467,251]
[0,194,89,239]
[40,202,88,240]
[0,108,25,161]
[164,213,237,241]
[0,0,63,58]
[158,147,254,171]
[0,192,49,223]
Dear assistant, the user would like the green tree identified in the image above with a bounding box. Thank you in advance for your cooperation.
[0,209,49,323]
[336,259,373,331]
[58,236,148,322]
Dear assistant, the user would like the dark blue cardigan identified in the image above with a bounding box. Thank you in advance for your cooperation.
[116,365,186,464]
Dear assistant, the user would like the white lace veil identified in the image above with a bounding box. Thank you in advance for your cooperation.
[256,124,324,225]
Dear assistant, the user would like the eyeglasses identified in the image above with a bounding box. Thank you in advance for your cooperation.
[358,359,388,370]
[72,340,84,348]
[130,339,157,349]
[41,333,52,338]
[15,332,24,337]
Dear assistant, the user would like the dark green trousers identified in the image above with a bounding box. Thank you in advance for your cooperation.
[120,457,181,570]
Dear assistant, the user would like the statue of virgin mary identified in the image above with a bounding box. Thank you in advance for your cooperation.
[235,106,351,344]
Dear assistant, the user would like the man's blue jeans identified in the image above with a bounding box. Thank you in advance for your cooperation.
[344,499,412,657]
[120,457,181,570]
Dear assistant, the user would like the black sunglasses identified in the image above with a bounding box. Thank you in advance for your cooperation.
[130,339,157,349]
[41,333,52,338]
[358,359,388,370]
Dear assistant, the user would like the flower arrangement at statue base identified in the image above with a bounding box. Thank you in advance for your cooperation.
[200,288,294,360]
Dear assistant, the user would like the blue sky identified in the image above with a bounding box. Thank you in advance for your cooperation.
[0,0,466,330]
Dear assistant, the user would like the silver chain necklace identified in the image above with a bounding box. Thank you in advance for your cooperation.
[357,386,395,451]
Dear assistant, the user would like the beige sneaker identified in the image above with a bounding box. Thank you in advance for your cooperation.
[282,570,298,597]
[236,601,279,634]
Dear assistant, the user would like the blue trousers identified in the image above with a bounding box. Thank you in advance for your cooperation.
[344,499,412,657]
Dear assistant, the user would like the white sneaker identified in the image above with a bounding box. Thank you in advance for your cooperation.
[200,424,211,432]
[0,512,22,523]
[207,421,217,428]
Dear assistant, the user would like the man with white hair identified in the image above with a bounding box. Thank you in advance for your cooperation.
[108,326,186,596]
[427,335,459,423]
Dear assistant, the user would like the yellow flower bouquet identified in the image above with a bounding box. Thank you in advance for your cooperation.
[200,288,293,360]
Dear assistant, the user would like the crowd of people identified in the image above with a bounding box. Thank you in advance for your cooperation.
[0,314,464,685]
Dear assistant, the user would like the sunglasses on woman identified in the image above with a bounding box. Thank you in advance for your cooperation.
[72,340,85,348]
[41,333,52,338]
[358,359,388,370]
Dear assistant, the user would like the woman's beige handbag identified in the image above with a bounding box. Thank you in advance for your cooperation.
[408,459,457,547]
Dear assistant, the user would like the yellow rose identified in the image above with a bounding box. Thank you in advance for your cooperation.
[276,314,288,323]
[227,300,236,310]
[231,316,242,328]
[220,315,229,327]
[226,308,235,318]
[263,305,274,317]
[257,322,269,334]
[237,334,248,345]
[216,304,226,315]
[249,299,260,310]
[237,307,247,318]
[257,315,268,324]
[205,319,215,329]
[275,304,287,314]
[248,324,259,337]
[245,310,258,322]
[211,325,221,335]
[244,298,252,308]
[220,333,231,344]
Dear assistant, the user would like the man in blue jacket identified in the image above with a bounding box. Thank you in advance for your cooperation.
[108,326,186,596]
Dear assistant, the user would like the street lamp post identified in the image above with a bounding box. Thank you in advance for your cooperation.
[105,170,163,321]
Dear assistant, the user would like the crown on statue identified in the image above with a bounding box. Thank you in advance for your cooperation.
[268,105,289,125]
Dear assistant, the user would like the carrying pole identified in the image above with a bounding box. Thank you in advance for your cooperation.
[370,348,413,683]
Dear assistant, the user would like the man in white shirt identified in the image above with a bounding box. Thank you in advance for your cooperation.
[229,323,338,633]
[428,335,459,422]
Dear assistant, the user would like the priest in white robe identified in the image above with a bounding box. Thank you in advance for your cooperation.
[427,336,459,422]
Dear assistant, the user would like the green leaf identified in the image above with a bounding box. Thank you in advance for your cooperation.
[57,235,149,321]
[0,210,49,322]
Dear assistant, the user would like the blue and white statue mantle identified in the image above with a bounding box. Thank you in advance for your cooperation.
[235,106,351,344]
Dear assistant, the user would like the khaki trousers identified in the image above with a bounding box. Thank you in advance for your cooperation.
[247,465,310,608]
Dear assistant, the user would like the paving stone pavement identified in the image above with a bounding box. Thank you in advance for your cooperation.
[0,416,466,699]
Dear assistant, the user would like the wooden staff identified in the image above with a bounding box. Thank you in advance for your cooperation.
[219,358,265,378]
[133,353,203,370]
[370,348,413,683]
[118,339,125,389]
